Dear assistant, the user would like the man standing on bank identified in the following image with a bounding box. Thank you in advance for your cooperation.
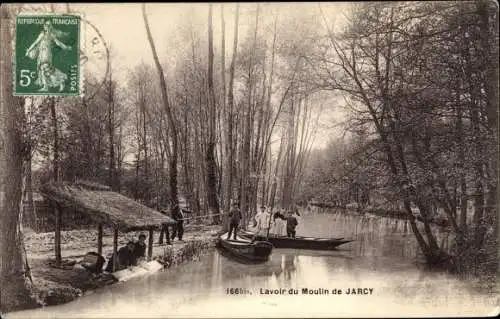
[227,202,242,240]
[171,206,184,242]
[158,210,171,245]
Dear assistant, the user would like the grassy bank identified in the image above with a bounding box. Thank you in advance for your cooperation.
[24,224,219,308]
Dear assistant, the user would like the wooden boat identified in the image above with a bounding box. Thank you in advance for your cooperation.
[238,230,353,250]
[217,232,273,262]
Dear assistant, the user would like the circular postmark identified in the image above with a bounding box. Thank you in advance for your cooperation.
[79,17,110,100]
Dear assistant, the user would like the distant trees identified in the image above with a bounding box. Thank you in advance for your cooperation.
[300,133,381,209]
[128,4,323,225]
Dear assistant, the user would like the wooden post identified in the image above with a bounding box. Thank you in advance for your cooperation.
[97,224,103,255]
[54,201,62,266]
[148,228,154,261]
[112,228,118,272]
[166,224,171,245]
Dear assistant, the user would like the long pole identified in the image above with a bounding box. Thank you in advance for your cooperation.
[147,228,154,261]
[266,208,273,238]
[54,202,62,266]
[97,224,103,255]
[181,212,224,221]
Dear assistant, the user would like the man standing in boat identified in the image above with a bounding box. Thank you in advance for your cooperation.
[286,211,299,238]
[227,202,243,240]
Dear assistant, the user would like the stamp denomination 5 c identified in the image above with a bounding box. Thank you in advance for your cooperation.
[15,14,81,96]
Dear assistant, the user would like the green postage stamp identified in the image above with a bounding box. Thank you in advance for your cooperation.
[15,14,81,96]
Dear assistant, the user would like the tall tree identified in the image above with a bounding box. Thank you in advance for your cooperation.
[206,4,221,223]
[107,66,117,190]
[220,4,228,211]
[142,4,180,215]
[0,5,37,312]
[225,3,240,210]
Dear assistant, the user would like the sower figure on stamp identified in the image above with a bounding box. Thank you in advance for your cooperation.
[25,20,72,92]
[227,202,242,240]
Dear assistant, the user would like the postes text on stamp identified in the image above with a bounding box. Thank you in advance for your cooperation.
[15,14,81,96]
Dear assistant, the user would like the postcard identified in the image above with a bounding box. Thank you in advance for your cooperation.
[0,2,498,318]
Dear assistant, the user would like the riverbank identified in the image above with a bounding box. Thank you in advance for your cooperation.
[8,211,497,318]
[23,224,220,309]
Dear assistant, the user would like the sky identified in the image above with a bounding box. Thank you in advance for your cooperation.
[24,3,352,150]
[70,3,350,80]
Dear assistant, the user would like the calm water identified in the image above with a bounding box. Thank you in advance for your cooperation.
[7,210,499,318]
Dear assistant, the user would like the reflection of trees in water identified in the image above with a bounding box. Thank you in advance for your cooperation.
[333,213,419,260]
[343,252,361,286]
[282,254,297,282]
[133,255,219,297]
[211,250,221,288]
[110,286,118,306]
[214,251,284,281]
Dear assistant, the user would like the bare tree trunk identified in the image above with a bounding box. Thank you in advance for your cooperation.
[22,155,36,230]
[134,109,141,200]
[226,3,240,211]
[21,99,36,230]
[49,97,59,182]
[471,98,485,248]
[81,98,93,178]
[455,86,468,231]
[268,133,286,209]
[220,4,228,212]
[206,4,221,224]
[291,94,317,204]
[0,6,37,312]
[476,0,499,244]
[116,121,123,191]
[142,4,180,216]
[240,3,260,226]
[107,68,117,190]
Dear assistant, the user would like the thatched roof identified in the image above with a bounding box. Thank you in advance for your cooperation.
[40,181,176,232]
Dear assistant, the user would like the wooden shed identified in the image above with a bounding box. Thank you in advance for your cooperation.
[40,180,176,270]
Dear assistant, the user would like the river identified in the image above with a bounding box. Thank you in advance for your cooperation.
[7,210,499,318]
